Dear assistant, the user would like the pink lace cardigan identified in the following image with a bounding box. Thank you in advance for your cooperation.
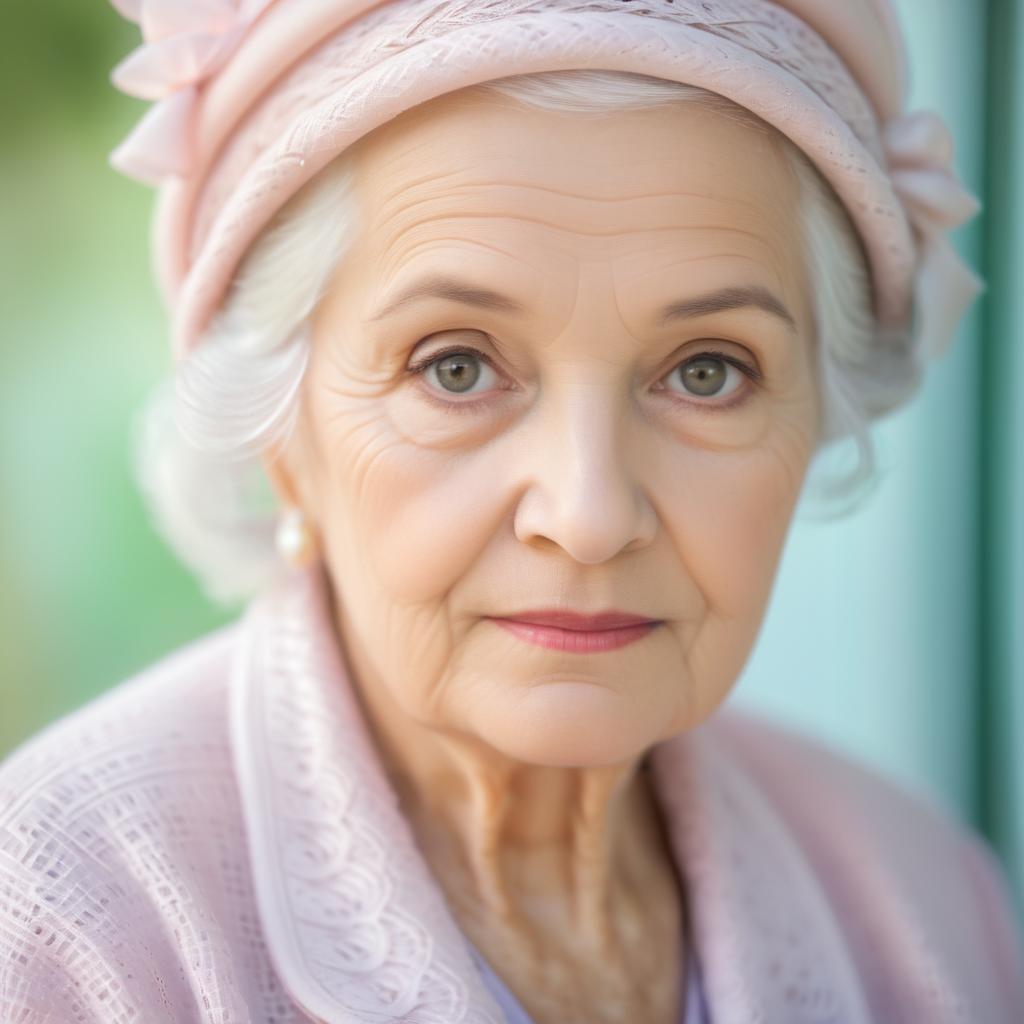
[1,562,1022,1022]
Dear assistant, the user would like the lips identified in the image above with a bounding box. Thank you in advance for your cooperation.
[488,611,660,653]
[494,609,658,631]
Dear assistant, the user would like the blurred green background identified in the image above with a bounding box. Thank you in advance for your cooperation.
[0,1,235,754]
[1,0,1021,928]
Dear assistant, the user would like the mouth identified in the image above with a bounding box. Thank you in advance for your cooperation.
[486,610,662,653]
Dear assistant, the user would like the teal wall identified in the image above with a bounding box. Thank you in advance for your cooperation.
[1,0,1020,925]
[978,0,1024,922]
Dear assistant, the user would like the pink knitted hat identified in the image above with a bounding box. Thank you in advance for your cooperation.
[107,0,983,364]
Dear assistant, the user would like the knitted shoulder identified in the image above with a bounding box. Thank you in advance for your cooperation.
[706,704,1024,1014]
[707,703,965,837]
[0,619,252,1023]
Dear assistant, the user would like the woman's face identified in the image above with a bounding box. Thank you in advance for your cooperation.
[276,87,820,768]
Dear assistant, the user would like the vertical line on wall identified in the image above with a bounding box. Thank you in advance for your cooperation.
[977,0,1023,912]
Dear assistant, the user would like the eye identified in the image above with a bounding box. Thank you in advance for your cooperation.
[659,349,761,410]
[406,340,507,410]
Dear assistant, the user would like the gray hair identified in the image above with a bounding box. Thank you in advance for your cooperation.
[131,70,925,607]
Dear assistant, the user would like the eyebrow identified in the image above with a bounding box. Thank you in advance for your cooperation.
[367,274,796,331]
[657,284,797,331]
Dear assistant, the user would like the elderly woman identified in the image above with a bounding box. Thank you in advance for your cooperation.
[2,1,1022,1022]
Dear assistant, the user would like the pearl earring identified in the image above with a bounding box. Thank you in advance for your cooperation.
[275,505,318,567]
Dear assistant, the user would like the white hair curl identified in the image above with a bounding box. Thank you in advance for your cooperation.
[131,70,925,607]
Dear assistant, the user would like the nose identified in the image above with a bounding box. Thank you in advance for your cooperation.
[512,386,658,563]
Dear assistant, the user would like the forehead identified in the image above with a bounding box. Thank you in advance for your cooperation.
[336,86,809,323]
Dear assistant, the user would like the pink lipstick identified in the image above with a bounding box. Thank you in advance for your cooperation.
[487,609,660,653]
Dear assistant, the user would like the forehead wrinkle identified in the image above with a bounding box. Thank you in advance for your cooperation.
[365,171,792,230]
[616,234,795,291]
[373,211,788,273]
[380,236,553,290]
[374,234,552,297]
[372,227,795,325]
[361,157,798,275]
[371,167,789,208]
[621,252,789,286]
[365,167,469,229]
[389,178,735,204]
[375,229,791,308]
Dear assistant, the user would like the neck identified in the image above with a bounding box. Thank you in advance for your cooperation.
[331,608,679,957]
[394,728,655,933]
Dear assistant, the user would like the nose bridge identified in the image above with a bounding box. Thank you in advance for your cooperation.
[559,382,626,484]
[513,373,657,563]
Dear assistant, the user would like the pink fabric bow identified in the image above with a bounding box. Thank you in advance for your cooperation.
[882,109,985,359]
[107,0,277,183]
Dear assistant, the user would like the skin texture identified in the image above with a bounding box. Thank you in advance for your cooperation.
[263,87,821,1024]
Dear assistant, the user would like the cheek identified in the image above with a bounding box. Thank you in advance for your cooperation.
[317,403,511,607]
[653,430,811,724]
[659,426,811,621]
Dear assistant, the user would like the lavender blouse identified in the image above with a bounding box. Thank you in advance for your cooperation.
[466,935,709,1024]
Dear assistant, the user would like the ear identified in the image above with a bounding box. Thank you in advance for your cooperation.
[261,441,323,568]
[261,441,304,511]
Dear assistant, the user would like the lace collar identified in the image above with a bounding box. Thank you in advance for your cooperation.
[228,562,876,1023]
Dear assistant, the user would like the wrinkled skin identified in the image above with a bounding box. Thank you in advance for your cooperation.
[263,86,820,1024]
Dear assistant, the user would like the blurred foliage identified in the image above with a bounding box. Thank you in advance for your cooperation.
[0,1,234,757]
[0,1,138,141]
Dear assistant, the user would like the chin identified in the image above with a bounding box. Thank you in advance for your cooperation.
[469,679,663,768]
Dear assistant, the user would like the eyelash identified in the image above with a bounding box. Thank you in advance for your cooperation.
[406,341,763,415]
